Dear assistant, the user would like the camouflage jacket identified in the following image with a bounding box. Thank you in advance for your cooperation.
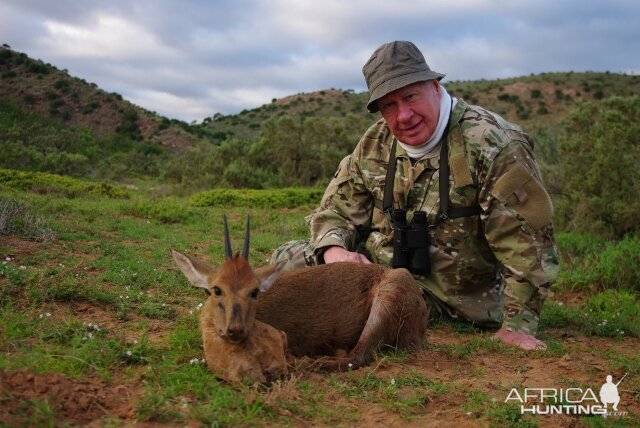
[307,99,559,335]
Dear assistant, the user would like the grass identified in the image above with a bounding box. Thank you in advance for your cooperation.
[0,179,638,426]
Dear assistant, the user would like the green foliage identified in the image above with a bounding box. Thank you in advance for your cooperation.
[0,168,128,198]
[0,98,168,180]
[556,235,640,292]
[556,232,607,258]
[191,187,323,208]
[122,198,196,224]
[330,370,447,417]
[557,96,640,238]
[116,109,142,141]
[540,290,639,337]
[485,403,537,428]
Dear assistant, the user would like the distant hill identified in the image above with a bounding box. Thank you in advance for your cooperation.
[2,44,639,190]
[0,46,200,151]
[200,71,640,142]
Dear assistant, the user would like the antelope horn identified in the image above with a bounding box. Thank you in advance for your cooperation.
[242,215,250,261]
[223,214,232,259]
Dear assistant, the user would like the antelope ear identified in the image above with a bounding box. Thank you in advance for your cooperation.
[254,261,285,293]
[171,249,215,290]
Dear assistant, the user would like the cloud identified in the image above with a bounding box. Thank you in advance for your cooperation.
[1,0,638,121]
[40,14,178,61]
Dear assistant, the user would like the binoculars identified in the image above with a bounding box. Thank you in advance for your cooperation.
[391,209,431,275]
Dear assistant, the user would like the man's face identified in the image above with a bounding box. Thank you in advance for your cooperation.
[378,80,441,146]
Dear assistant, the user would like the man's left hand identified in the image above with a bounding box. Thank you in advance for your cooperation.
[493,328,547,351]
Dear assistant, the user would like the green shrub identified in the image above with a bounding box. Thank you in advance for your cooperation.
[122,199,195,224]
[81,101,100,114]
[557,96,640,238]
[556,232,607,258]
[117,109,142,141]
[0,168,128,198]
[556,235,640,292]
[190,188,323,208]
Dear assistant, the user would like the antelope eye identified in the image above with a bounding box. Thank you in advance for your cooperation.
[250,288,260,299]
[213,286,222,296]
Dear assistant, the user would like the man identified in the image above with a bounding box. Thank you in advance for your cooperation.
[271,41,559,351]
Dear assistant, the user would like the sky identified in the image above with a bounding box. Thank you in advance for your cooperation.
[1,0,638,122]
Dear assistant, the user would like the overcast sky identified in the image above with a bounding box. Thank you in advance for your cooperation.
[1,0,638,122]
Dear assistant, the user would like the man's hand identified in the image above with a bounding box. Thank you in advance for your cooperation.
[323,246,371,264]
[493,328,547,351]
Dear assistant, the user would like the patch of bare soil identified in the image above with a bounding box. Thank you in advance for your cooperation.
[0,369,139,426]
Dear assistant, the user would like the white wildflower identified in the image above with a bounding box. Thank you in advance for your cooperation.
[19,265,26,270]
[390,377,396,385]
[126,350,132,356]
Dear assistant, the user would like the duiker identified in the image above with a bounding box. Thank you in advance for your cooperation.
[175,216,428,377]
[171,217,288,384]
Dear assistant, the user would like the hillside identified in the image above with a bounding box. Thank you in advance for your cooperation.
[200,71,640,142]
[0,46,199,151]
[2,45,639,190]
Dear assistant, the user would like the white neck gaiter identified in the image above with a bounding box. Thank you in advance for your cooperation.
[398,84,458,159]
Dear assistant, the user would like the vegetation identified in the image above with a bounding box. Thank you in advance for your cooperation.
[1,182,637,425]
[556,96,640,238]
[0,46,638,426]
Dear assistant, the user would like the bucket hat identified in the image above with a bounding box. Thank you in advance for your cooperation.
[363,41,445,113]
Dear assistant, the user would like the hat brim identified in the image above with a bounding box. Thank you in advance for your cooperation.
[366,70,445,113]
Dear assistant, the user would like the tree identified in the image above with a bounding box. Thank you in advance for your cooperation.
[557,96,640,238]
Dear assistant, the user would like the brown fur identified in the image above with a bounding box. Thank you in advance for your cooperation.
[257,262,429,370]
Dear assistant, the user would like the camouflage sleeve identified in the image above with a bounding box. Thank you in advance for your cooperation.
[307,148,374,255]
[481,139,559,335]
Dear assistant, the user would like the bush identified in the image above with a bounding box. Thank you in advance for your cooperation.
[0,168,128,198]
[190,188,323,208]
[556,96,640,238]
[0,199,55,240]
[556,235,640,292]
[117,109,142,141]
[122,199,195,224]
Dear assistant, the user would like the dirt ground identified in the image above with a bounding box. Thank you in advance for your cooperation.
[0,236,637,426]
[1,323,637,427]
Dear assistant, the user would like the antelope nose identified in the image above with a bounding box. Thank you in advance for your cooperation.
[226,327,244,341]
